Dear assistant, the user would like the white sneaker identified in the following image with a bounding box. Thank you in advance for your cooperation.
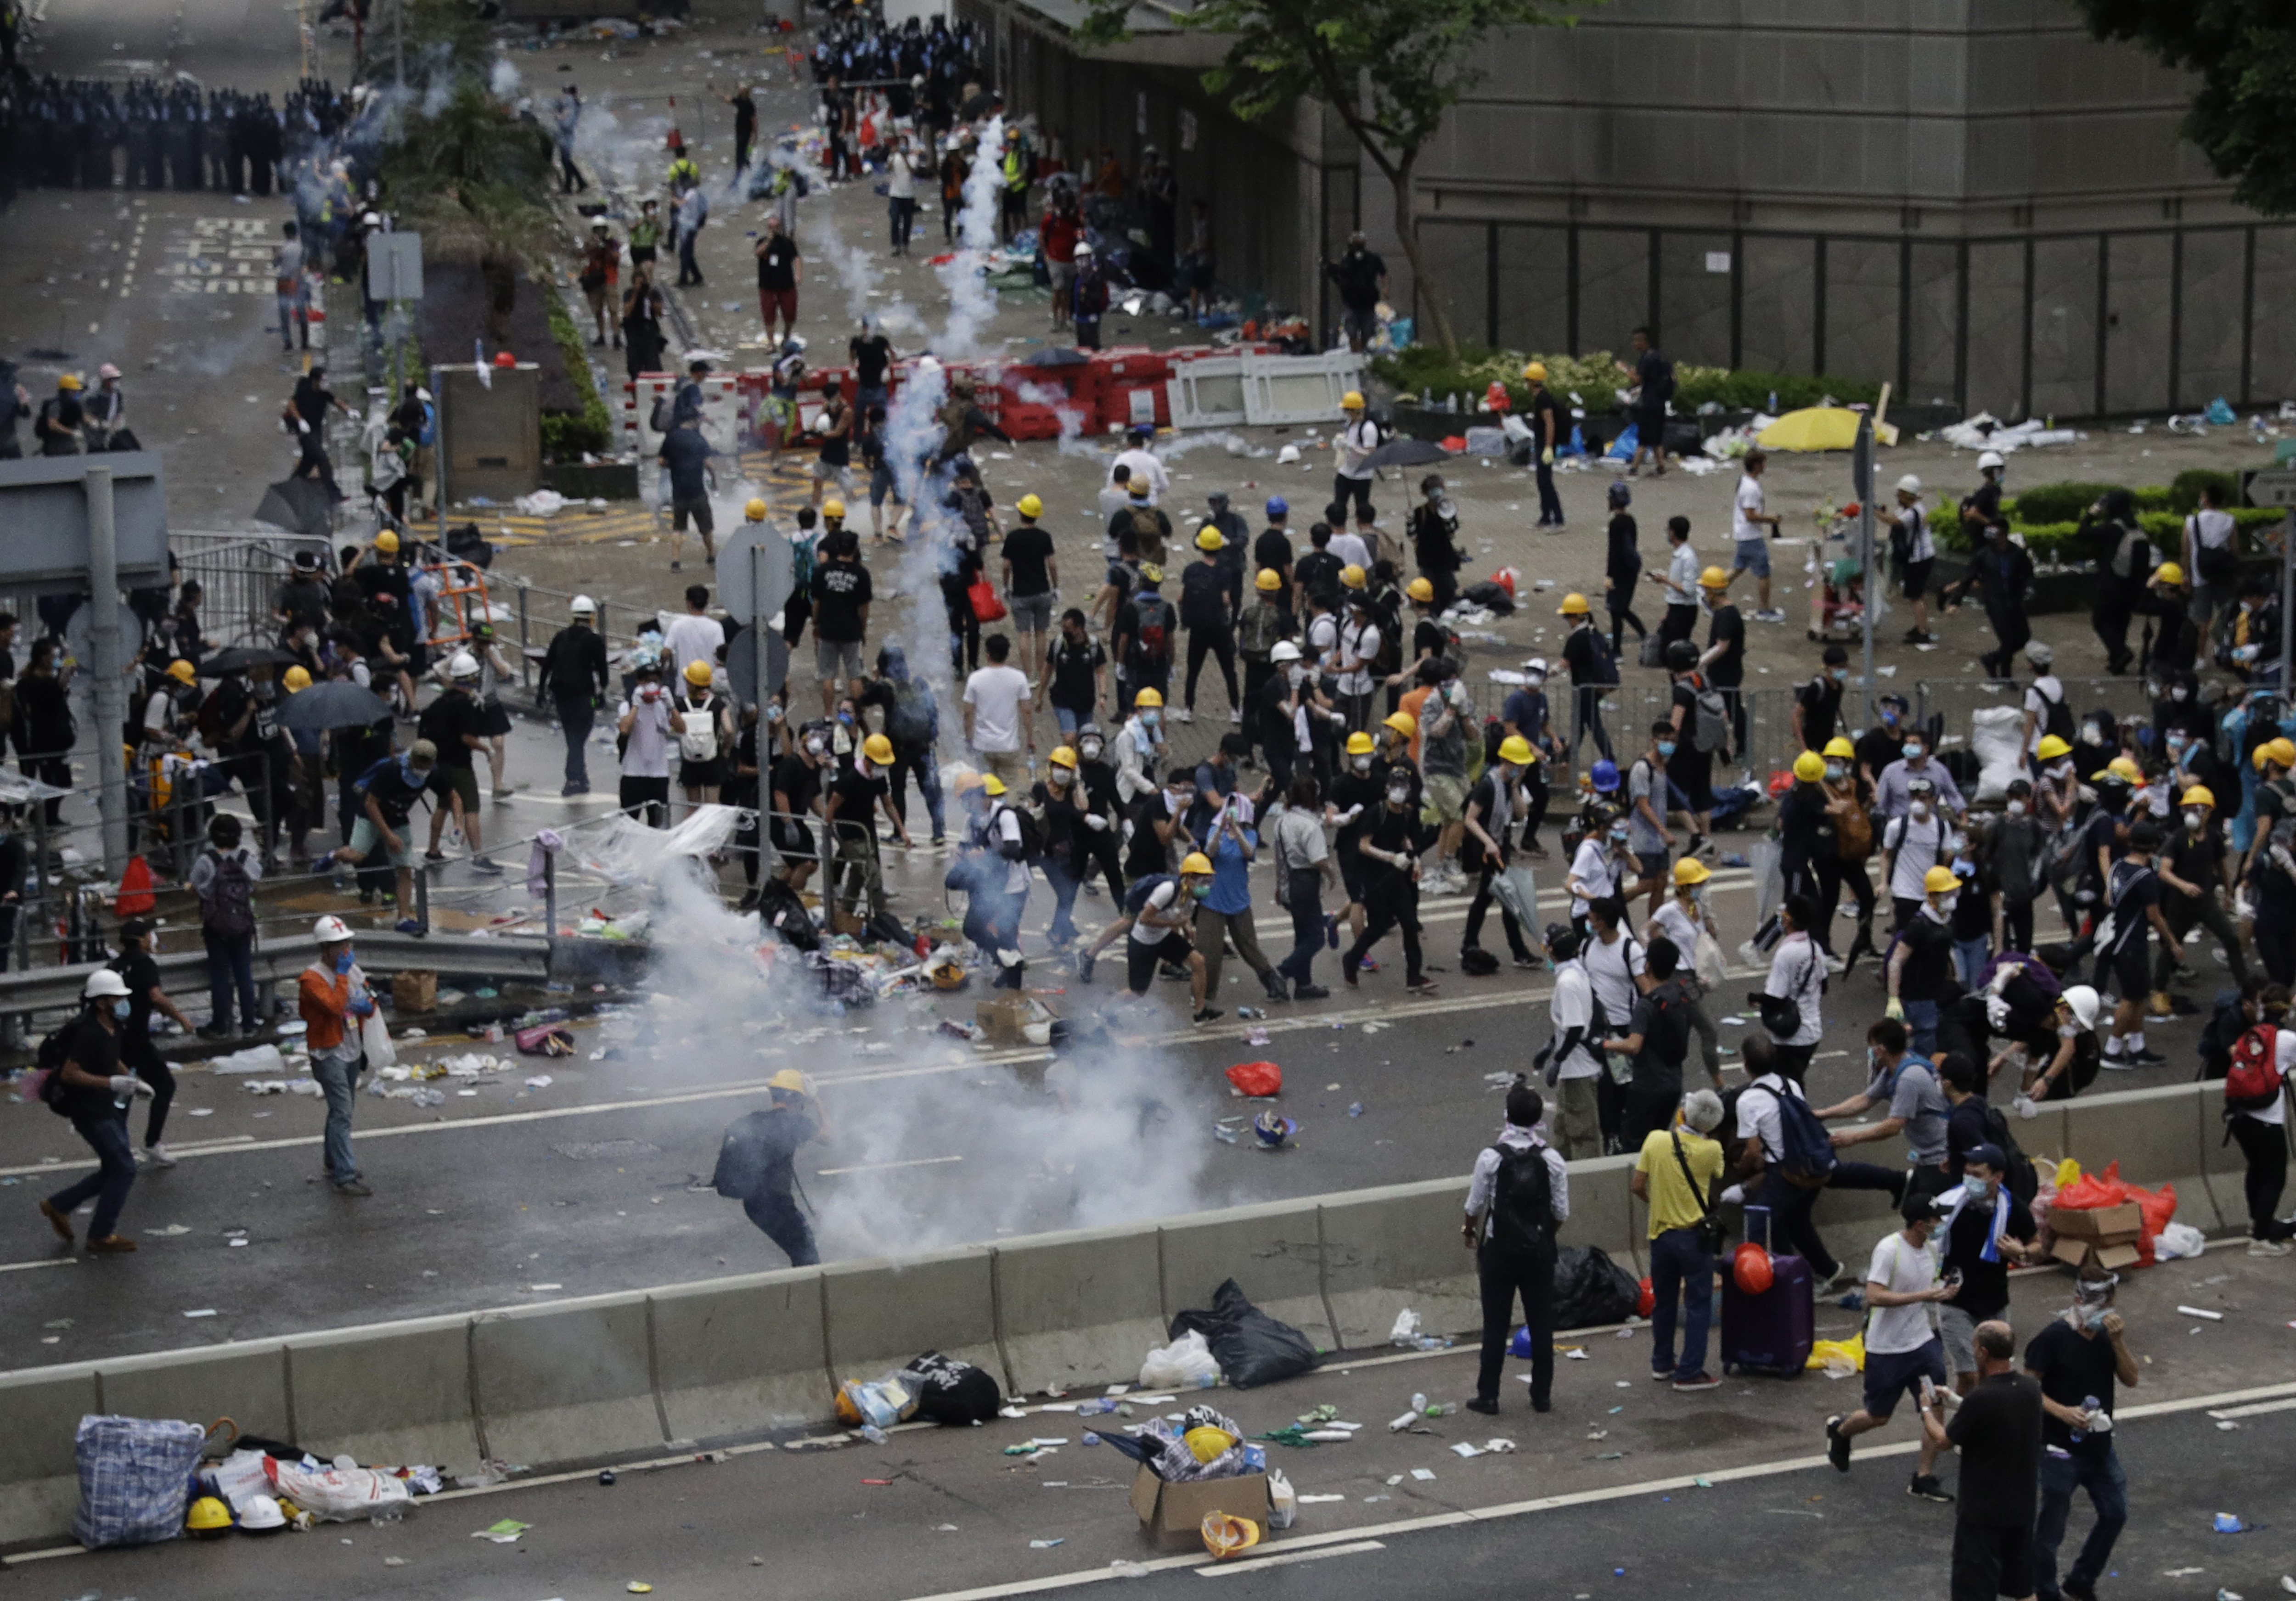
[1173,707,1194,724]
[1228,709,1243,724]
[142,1142,178,1168]
[2248,1237,2293,1257]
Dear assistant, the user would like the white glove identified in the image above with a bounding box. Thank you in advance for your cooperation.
[1085,812,1109,831]
[110,1074,153,1099]
[1985,996,2011,1032]
[1718,1183,1745,1206]
[2013,1092,2038,1120]
[1336,804,1365,825]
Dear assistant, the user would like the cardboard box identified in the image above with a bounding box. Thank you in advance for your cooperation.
[1129,1466,1271,1551]
[976,994,1058,1047]
[2049,1202,2141,1242]
[2049,1236,2143,1272]
[393,970,438,1014]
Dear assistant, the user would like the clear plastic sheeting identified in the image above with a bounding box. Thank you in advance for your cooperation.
[570,804,742,887]
[1970,704,2030,803]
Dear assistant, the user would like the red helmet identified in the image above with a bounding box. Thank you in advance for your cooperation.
[492,351,516,369]
[1732,1242,1775,1296]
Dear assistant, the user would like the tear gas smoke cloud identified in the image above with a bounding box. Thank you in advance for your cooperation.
[936,114,1005,360]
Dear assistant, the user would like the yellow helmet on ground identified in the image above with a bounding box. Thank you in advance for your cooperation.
[683,659,713,685]
[1196,526,1225,551]
[1822,736,1856,759]
[1255,568,1284,592]
[1924,865,1963,894]
[1793,750,1825,782]
[1407,576,1435,602]
[1341,391,1365,410]
[1180,851,1214,876]
[186,1496,233,1536]
[2182,785,2216,809]
[2153,561,2185,586]
[1673,857,1711,886]
[822,498,846,519]
[745,497,768,520]
[1557,592,1592,616]
[1497,735,1535,765]
[1699,566,1730,590]
[1134,687,1164,709]
[1017,493,1043,519]
[1384,712,1417,738]
[1340,563,1367,590]
[861,733,895,764]
[2036,734,2073,760]
[166,658,197,685]
[1522,361,1547,382]
[979,774,1008,797]
[283,666,312,691]
[1049,745,1078,769]
[1346,732,1375,755]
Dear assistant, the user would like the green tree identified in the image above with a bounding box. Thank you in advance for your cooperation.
[1080,0,1591,360]
[2072,0,2296,214]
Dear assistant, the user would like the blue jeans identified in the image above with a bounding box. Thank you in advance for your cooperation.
[1648,1226,1714,1380]
[310,1048,363,1184]
[203,928,257,1031]
[557,697,595,788]
[48,1111,137,1240]
[1904,997,1941,1057]
[2034,1444,2127,1599]
[1953,934,1992,992]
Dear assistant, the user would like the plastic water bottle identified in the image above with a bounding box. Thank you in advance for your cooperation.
[1078,1398,1120,1416]
[1425,1401,1458,1417]
[369,1504,405,1527]
[2070,1396,2097,1445]
[1411,1392,1427,1416]
[1767,390,1778,414]
[858,1424,889,1445]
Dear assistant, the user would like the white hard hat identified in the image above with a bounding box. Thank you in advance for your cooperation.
[1073,239,1095,255]
[2061,983,2101,1031]
[1976,449,2005,472]
[1896,474,1923,496]
[571,595,597,615]
[1521,656,1549,676]
[313,915,353,944]
[1270,640,1303,663]
[237,1494,287,1533]
[82,969,131,1000]
[448,652,480,679]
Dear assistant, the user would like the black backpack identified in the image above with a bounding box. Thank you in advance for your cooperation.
[1489,1142,1557,1257]
[201,848,256,938]
[33,1023,79,1117]
[1124,872,1177,915]
[997,802,1045,863]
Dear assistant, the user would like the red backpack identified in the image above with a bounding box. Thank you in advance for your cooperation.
[2225,1024,2285,1116]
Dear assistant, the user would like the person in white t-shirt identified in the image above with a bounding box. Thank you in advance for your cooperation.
[2019,640,2069,755]
[1725,451,1782,622]
[1652,856,1724,1081]
[1581,899,1650,1153]
[663,584,726,681]
[1567,811,1631,923]
[1109,429,1170,504]
[1538,925,1606,1160]
[962,633,1035,791]
[1824,1195,1953,1502]
[1878,474,1937,646]
[1764,896,1828,1077]
[2183,480,2240,635]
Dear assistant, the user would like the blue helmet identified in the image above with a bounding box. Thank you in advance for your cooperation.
[1590,759,1621,792]
[1266,496,1289,519]
[1253,1111,1296,1148]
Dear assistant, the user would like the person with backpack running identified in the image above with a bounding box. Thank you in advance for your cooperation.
[35,969,152,1254]
[2097,820,2184,1068]
[675,657,733,812]
[2220,986,2296,1255]
[1931,1143,2046,1399]
[711,1069,826,1267]
[1075,852,1219,1021]
[1341,766,1440,995]
[1664,639,1718,858]
[1463,1079,1569,1416]
[1731,1034,1848,1287]
[191,814,263,1040]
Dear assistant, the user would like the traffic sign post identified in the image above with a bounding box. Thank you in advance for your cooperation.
[715,518,794,708]
[1854,415,1876,726]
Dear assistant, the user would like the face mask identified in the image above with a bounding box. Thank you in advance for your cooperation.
[1910,802,1931,821]
[2088,723,2109,742]
[1048,766,1072,787]
[2166,734,2189,754]
[1657,740,1676,758]
[1965,1176,1992,1202]
[1080,741,1103,761]
[1936,892,1958,915]
[398,758,417,782]
[1825,760,1846,781]
[1880,709,1899,727]
[1608,825,1629,843]
[804,735,827,756]
[837,709,855,726]
[1142,711,1161,730]
[2184,809,2204,830]
[1187,881,1209,899]
[1350,754,1373,773]
[1830,667,1848,682]
[1902,742,1923,761]
[2078,1304,2109,1331]
[2007,799,2027,816]
[1952,859,1975,877]
[112,998,132,1020]
[1524,674,1544,689]
[1386,784,1411,805]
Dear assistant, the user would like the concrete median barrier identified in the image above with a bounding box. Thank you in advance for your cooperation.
[822,1245,1007,1393]
[650,1269,830,1443]
[1560,1155,1642,1273]
[470,1294,665,1469]
[1320,1179,1480,1347]
[285,1315,483,1474]
[1156,1197,1333,1352]
[0,1366,98,1546]
[992,1224,1168,1396]
[2061,1082,2224,1232]
[98,1341,293,1449]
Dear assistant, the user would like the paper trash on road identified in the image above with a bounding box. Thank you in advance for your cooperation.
[472,1518,530,1543]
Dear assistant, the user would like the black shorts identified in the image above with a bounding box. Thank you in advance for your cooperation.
[771,819,817,864]
[432,763,480,813]
[672,496,715,535]
[2097,940,2150,999]
[681,758,727,789]
[1949,1519,2033,1601]
[1126,931,1194,994]
[1902,557,1936,601]
[474,698,513,738]
[1338,839,1369,904]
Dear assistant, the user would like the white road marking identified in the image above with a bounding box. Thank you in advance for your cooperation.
[1198,1539,1385,1575]
[0,1258,75,1275]
[816,1155,963,1176]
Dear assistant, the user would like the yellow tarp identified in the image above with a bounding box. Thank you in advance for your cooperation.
[1756,407,1865,452]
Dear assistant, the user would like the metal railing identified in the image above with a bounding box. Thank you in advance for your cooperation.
[170,530,338,650]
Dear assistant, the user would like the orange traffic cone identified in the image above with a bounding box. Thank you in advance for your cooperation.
[115,856,158,916]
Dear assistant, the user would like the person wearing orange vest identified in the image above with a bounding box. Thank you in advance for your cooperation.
[299,915,377,1197]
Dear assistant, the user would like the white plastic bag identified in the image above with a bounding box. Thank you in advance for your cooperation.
[360,1010,396,1070]
[1388,1309,1422,1347]
[1266,1468,1298,1529]
[2152,1221,2207,1260]
[270,1459,413,1522]
[1969,705,2029,803]
[1694,930,1728,990]
[1139,1329,1221,1390]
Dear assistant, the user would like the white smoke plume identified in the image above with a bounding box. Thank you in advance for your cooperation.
[935,113,1005,359]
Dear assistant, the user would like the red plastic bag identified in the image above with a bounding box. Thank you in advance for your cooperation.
[968,579,1008,624]
[2126,1179,2178,1264]
[2054,1161,2130,1211]
[1225,1061,1282,1097]
[1636,1277,1656,1318]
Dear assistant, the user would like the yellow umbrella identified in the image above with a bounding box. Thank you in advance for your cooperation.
[1756,407,1864,452]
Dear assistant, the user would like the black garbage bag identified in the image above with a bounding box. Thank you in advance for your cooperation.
[1553,1245,1641,1330]
[904,1351,1002,1425]
[1168,1278,1321,1390]
[1459,580,1517,614]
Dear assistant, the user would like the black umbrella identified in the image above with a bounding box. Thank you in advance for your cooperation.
[1357,437,1456,472]
[254,477,334,538]
[276,680,394,731]
[198,645,301,677]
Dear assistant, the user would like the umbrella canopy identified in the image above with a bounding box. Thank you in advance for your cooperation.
[198,645,301,678]
[1358,436,1455,472]
[275,679,394,731]
[1756,407,1864,452]
[255,477,335,537]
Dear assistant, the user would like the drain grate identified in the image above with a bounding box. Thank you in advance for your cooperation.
[551,1139,660,1161]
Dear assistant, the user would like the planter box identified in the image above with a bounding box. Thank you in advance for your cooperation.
[541,460,641,501]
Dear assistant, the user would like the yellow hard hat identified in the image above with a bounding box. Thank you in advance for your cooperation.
[1793,750,1826,783]
[1924,865,1963,894]
[1196,526,1226,551]
[861,733,895,764]
[1384,712,1417,738]
[1522,361,1547,383]
[375,529,400,553]
[979,774,1008,797]
[186,1496,234,1536]
[1557,592,1592,616]
[2262,737,2296,770]
[59,372,86,392]
[283,665,312,691]
[1341,390,1365,410]
[1672,856,1712,886]
[2036,734,2072,760]
[1184,1424,1239,1465]
[2104,755,2144,783]
[1699,565,1730,590]
[953,771,987,795]
[767,1067,814,1096]
[745,497,768,520]
[1017,493,1043,519]
[1822,736,1856,759]
[1407,576,1435,603]
[1049,745,1078,769]
[2182,784,2216,809]
[1140,563,1164,584]
[2153,561,2185,586]
[1497,734,1535,765]
[1179,851,1214,876]
[1346,732,1375,755]
[1340,563,1367,590]
[683,659,713,685]
[823,498,846,519]
[1134,687,1164,709]
[165,658,197,686]
[1255,568,1284,592]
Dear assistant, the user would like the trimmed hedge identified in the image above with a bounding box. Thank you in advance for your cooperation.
[1367,342,1882,418]
[541,279,613,462]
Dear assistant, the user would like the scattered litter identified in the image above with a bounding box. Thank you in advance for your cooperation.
[1030,1538,1065,1549]
[183,1309,217,1318]
[2178,1306,2226,1322]
[1296,1493,1346,1503]
[472,1518,529,1543]
[145,1224,191,1236]
[2216,1513,2248,1534]
[1449,1442,1484,1459]
[1410,1467,1436,1481]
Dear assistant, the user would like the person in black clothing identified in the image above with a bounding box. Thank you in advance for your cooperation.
[1601,936,1699,1147]
[1664,640,1716,842]
[110,918,194,1166]
[537,596,610,795]
[727,702,768,898]
[1408,477,1463,612]
[1525,367,1566,527]
[285,365,348,495]
[868,643,945,846]
[272,549,332,638]
[1325,233,1388,353]
[764,720,827,898]
[1924,1320,2044,1601]
[1341,770,1438,993]
[1778,752,1831,918]
[13,636,73,826]
[1624,326,1672,476]
[1292,522,1344,619]
[1203,492,1250,624]
[1793,646,1849,753]
[2025,1271,2138,1601]
[1255,500,1296,617]
[1463,1081,1565,1416]
[417,668,499,873]
[37,970,151,1255]
[2086,489,2150,675]
[711,1073,824,1266]
[1602,481,1645,655]
[940,465,995,676]
[2098,821,2182,1067]
[35,375,84,455]
[1698,570,1748,758]
[1460,738,1539,969]
[711,79,757,173]
[1943,517,2037,680]
[1033,745,1103,951]
[1179,528,1239,719]
[2155,784,2247,992]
